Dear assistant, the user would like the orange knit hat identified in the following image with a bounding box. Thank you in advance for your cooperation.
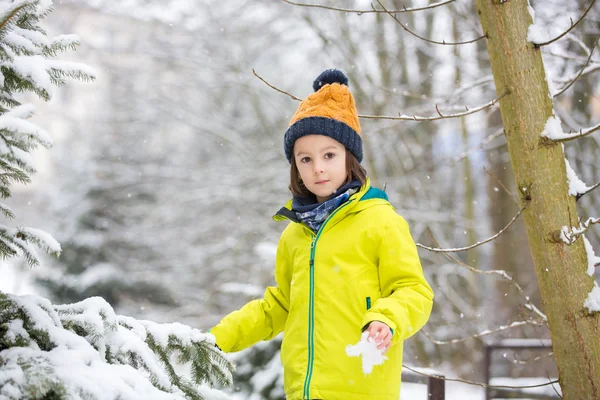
[283,69,362,163]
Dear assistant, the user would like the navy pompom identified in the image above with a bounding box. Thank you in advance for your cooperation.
[312,69,348,92]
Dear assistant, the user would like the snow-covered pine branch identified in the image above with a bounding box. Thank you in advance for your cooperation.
[0,294,234,399]
[0,0,96,266]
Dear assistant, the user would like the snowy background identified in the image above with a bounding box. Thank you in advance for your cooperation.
[2,0,599,398]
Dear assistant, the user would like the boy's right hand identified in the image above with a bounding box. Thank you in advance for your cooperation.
[364,321,392,354]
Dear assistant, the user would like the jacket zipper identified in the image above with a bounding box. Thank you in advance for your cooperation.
[302,200,353,399]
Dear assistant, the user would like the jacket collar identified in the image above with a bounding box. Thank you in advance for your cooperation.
[273,178,390,231]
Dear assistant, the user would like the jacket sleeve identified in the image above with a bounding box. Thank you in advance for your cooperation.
[361,214,434,343]
[209,234,291,353]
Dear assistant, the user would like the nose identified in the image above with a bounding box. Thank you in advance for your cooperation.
[313,160,324,175]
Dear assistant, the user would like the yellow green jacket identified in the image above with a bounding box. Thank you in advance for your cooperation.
[210,180,434,400]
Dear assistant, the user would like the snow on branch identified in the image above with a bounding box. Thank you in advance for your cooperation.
[0,0,96,266]
[15,227,61,257]
[530,0,597,47]
[541,115,600,142]
[0,225,62,267]
[558,216,600,245]
[0,294,234,399]
[565,158,590,197]
[376,0,486,46]
[0,104,52,149]
[0,202,15,219]
[584,282,600,313]
[582,235,600,276]
[417,205,526,252]
[279,0,456,14]
[47,34,81,55]
[578,180,600,201]
[0,1,37,39]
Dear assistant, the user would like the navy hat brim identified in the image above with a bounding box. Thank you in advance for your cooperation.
[284,116,363,163]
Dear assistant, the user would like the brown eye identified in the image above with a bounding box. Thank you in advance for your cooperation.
[325,152,335,159]
[301,157,311,163]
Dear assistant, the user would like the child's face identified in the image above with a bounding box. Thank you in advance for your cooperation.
[293,135,347,203]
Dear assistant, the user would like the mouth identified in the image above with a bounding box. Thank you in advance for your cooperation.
[315,180,329,185]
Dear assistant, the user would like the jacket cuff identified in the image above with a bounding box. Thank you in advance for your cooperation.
[208,325,233,353]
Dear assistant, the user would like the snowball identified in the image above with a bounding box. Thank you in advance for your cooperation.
[346,331,387,375]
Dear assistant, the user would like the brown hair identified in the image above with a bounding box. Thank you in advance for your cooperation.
[289,149,367,198]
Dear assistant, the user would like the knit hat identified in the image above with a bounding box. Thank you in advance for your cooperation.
[284,69,362,163]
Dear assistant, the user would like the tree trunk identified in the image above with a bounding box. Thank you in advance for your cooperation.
[476,1,600,398]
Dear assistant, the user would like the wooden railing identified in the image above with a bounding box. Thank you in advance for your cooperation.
[484,338,558,400]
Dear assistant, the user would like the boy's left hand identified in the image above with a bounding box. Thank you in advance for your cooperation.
[365,321,392,354]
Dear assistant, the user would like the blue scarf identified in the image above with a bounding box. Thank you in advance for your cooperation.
[292,180,362,232]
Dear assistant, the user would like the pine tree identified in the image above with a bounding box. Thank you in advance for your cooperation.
[0,2,233,398]
[228,337,284,400]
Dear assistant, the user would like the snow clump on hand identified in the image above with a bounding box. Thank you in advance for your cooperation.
[345,331,388,375]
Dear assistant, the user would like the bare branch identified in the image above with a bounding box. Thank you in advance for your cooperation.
[566,34,594,58]
[554,63,600,84]
[279,0,456,13]
[577,180,600,202]
[252,68,507,122]
[421,319,546,345]
[431,233,547,321]
[451,128,505,165]
[484,166,520,205]
[446,74,494,100]
[403,365,559,391]
[554,37,599,97]
[377,0,486,46]
[535,0,597,47]
[548,121,600,142]
[511,351,555,365]
[558,216,600,244]
[252,69,302,101]
[547,51,591,63]
[416,204,526,252]
[360,91,508,121]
